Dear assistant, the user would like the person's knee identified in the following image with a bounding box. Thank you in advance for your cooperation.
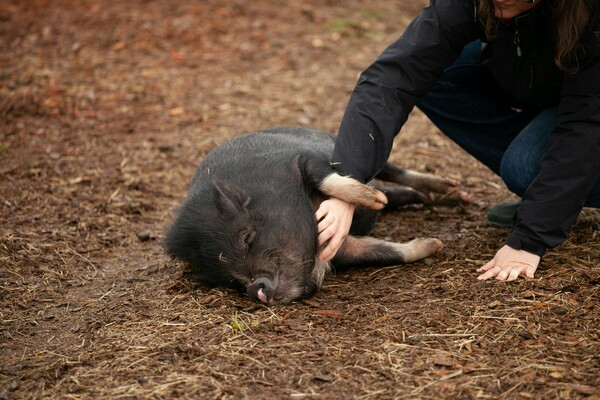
[499,108,558,197]
[499,154,535,197]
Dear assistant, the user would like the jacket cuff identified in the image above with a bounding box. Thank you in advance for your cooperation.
[506,232,547,258]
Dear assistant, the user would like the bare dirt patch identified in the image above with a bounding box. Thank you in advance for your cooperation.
[1,1,598,399]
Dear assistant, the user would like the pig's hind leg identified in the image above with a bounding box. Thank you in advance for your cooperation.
[375,163,471,205]
[376,185,428,208]
[332,235,443,268]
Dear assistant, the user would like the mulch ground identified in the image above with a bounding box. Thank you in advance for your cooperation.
[1,0,598,399]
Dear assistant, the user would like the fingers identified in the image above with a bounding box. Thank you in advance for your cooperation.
[506,267,521,281]
[477,266,501,281]
[477,262,536,282]
[477,263,535,281]
[476,245,540,282]
[317,213,347,260]
[495,269,510,281]
[476,259,495,273]
[319,229,345,261]
[315,206,327,222]
[319,242,336,261]
[523,268,535,279]
[317,214,345,260]
[315,198,355,261]
[317,211,331,244]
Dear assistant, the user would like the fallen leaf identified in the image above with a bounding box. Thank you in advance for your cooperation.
[112,41,126,50]
[488,300,501,308]
[521,290,535,298]
[433,354,454,367]
[169,107,185,116]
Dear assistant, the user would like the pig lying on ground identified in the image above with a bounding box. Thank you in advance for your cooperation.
[165,127,469,304]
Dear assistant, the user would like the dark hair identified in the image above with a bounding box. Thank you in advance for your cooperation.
[477,0,597,71]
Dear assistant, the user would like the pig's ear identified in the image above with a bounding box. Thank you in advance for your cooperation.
[212,179,251,216]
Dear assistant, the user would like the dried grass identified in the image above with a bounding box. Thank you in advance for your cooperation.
[1,0,599,399]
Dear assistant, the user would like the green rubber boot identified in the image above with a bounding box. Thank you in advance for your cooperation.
[487,201,520,227]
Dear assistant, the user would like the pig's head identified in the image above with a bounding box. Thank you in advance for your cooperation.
[165,179,331,304]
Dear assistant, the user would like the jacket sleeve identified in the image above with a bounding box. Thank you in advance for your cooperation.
[331,0,478,183]
[507,33,600,256]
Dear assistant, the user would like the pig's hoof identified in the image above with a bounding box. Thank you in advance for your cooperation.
[413,237,443,253]
[364,187,388,210]
[402,237,443,263]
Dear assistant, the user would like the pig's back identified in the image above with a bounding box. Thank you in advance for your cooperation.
[190,127,334,189]
[218,127,333,159]
[202,127,333,170]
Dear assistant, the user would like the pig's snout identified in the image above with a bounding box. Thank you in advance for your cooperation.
[248,277,275,304]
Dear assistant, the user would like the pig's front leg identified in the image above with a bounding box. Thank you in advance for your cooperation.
[319,173,388,210]
[298,155,387,210]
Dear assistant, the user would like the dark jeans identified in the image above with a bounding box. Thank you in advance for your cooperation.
[416,40,600,207]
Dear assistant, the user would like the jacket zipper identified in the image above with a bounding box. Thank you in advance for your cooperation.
[513,15,522,57]
[513,13,537,90]
[511,9,535,57]
[509,12,531,105]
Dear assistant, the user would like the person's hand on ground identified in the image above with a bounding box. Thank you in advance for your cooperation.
[477,245,540,281]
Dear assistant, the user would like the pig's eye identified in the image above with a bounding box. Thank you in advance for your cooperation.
[240,228,256,250]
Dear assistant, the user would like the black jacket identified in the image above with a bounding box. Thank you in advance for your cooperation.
[331,0,600,257]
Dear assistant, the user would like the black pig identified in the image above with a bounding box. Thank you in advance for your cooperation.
[165,127,467,304]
